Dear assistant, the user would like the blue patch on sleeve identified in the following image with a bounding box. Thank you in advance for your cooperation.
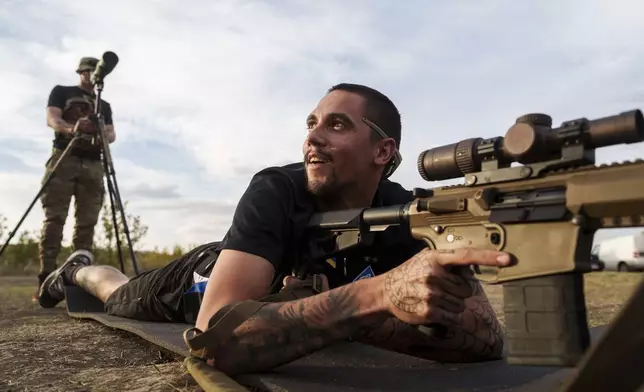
[352,265,376,282]
[185,281,208,294]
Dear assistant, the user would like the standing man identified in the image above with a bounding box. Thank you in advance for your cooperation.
[35,56,116,299]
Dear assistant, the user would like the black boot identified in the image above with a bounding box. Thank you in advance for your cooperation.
[38,250,93,308]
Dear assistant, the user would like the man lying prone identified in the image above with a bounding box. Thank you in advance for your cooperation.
[38,83,509,375]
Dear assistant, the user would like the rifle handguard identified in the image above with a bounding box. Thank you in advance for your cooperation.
[183,274,325,361]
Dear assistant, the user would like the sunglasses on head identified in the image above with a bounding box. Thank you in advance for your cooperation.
[362,118,402,179]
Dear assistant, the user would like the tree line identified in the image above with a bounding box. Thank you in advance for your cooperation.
[0,202,194,276]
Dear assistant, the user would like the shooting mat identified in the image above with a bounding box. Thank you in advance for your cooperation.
[64,285,608,392]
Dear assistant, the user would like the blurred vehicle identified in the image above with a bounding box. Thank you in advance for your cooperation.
[592,232,644,272]
[589,245,605,271]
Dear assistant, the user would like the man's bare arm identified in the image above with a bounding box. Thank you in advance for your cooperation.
[356,276,505,363]
[46,106,75,135]
[194,250,389,375]
[195,248,510,376]
[104,124,116,143]
[210,275,387,375]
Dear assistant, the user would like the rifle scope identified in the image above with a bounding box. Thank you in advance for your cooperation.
[417,109,643,182]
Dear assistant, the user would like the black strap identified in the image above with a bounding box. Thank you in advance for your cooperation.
[183,274,324,361]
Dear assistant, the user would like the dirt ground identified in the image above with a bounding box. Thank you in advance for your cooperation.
[0,276,199,392]
[0,272,641,392]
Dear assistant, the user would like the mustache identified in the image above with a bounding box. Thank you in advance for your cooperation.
[304,149,333,163]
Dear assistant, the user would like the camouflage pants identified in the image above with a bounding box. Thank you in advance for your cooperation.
[38,148,105,274]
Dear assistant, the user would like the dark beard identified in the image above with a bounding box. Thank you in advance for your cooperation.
[305,165,366,211]
[305,165,340,200]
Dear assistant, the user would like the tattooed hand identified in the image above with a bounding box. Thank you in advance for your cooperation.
[382,248,510,327]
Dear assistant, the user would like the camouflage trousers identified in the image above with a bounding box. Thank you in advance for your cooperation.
[38,148,105,274]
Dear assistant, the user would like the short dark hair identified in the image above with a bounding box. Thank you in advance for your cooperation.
[327,83,401,149]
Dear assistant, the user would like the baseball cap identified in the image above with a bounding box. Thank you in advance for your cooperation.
[76,57,99,73]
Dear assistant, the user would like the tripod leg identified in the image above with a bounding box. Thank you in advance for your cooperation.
[0,135,82,259]
[91,81,141,276]
[97,134,140,276]
[100,155,125,274]
[107,170,140,275]
[110,187,126,274]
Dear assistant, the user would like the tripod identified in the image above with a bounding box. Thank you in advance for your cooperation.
[0,51,140,276]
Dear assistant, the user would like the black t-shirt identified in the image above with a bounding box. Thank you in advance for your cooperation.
[47,85,113,159]
[190,162,425,292]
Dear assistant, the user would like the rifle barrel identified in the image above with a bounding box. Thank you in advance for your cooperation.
[362,205,409,227]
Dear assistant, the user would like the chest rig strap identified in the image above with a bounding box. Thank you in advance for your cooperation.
[182,274,324,362]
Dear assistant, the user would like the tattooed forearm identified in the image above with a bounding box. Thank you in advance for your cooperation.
[360,272,505,363]
[212,278,388,375]
[49,117,75,134]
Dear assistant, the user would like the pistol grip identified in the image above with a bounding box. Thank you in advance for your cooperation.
[503,273,590,366]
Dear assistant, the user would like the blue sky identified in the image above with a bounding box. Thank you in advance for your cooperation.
[1,0,643,251]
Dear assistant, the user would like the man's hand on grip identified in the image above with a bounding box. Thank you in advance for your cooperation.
[381,248,511,327]
[76,116,97,134]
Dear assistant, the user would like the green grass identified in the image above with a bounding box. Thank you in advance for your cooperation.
[0,282,35,303]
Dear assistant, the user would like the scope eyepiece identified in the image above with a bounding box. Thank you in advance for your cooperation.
[416,138,482,182]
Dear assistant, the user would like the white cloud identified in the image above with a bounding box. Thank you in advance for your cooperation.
[1,0,643,252]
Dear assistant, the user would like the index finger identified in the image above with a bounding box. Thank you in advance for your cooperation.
[433,248,511,267]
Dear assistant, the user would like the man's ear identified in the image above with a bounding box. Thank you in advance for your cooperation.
[374,138,397,165]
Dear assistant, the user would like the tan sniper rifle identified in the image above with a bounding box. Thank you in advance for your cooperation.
[184,109,643,391]
[302,109,644,392]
